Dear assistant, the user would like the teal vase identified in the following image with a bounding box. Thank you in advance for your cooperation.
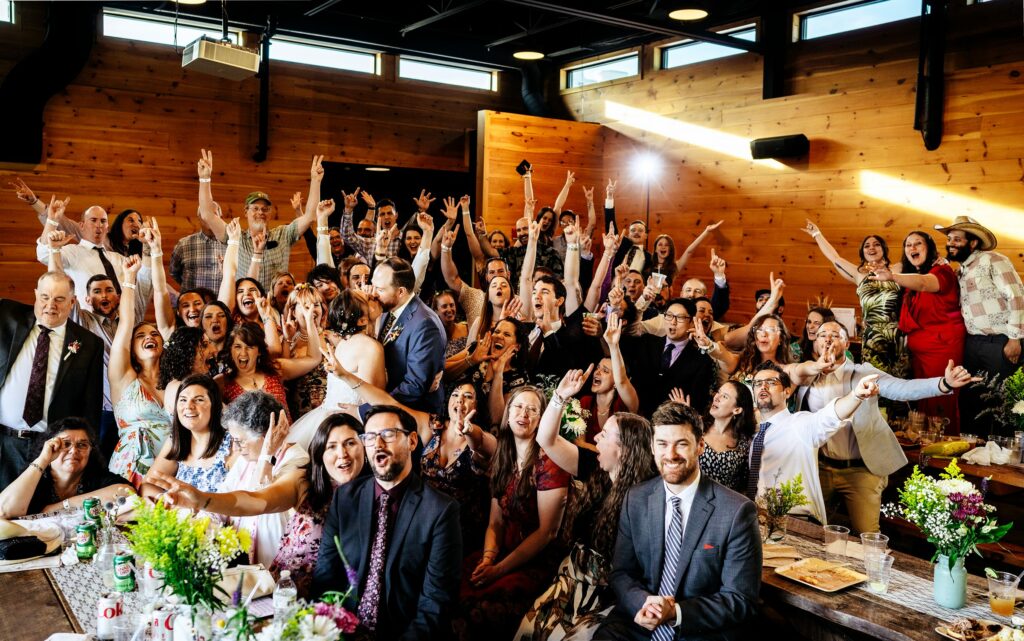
[933,554,967,609]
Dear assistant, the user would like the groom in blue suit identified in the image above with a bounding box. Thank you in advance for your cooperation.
[595,402,761,641]
[371,257,446,414]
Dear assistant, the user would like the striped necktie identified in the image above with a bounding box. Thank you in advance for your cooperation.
[745,421,772,500]
[652,495,683,641]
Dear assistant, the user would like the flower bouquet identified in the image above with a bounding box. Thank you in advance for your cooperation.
[975,368,1024,433]
[536,373,591,441]
[757,473,808,543]
[883,460,1013,608]
[125,498,251,610]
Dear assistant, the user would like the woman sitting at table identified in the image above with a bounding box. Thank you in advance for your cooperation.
[517,368,656,641]
[0,418,133,518]
[150,412,367,598]
[140,374,231,500]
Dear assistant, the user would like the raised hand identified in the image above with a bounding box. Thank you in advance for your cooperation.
[606,178,617,200]
[768,271,785,300]
[341,188,361,211]
[524,197,537,218]
[252,230,268,255]
[709,248,727,278]
[563,216,579,244]
[263,409,291,459]
[580,233,593,255]
[360,190,376,210]
[607,285,624,311]
[316,198,336,221]
[145,217,163,252]
[46,230,73,250]
[282,307,299,343]
[442,223,460,249]
[8,177,37,204]
[943,360,982,389]
[473,218,487,236]
[604,312,623,346]
[310,154,325,183]
[801,219,822,238]
[290,191,303,213]
[441,196,458,222]
[413,189,435,213]
[556,363,594,399]
[124,254,142,277]
[668,388,691,406]
[854,374,881,400]
[500,295,524,321]
[705,220,724,234]
[416,212,434,236]
[527,220,541,243]
[197,149,213,179]
[564,170,576,186]
[582,185,594,202]
[692,314,713,351]
[581,313,602,337]
[254,293,273,322]
[613,262,629,287]
[225,217,241,242]
[46,195,67,222]
[602,229,620,253]
[459,194,471,211]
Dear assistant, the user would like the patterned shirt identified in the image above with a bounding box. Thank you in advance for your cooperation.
[339,210,402,264]
[228,222,300,292]
[169,230,226,292]
[958,251,1024,339]
[71,305,118,411]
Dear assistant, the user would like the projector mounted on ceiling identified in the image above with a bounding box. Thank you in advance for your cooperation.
[182,36,260,81]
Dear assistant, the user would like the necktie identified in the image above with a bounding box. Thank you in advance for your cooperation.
[661,343,676,371]
[652,495,683,641]
[93,247,122,295]
[746,421,772,500]
[358,490,391,631]
[23,326,53,426]
[378,312,395,342]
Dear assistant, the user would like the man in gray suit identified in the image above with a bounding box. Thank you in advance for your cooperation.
[595,402,761,641]
[796,321,980,534]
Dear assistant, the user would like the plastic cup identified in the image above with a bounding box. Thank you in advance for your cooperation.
[860,532,889,556]
[113,616,138,641]
[864,553,895,594]
[823,525,849,563]
[988,571,1019,618]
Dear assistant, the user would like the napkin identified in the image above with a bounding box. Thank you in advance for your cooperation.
[217,564,276,601]
[961,441,1014,466]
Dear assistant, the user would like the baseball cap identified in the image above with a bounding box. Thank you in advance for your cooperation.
[245,191,272,207]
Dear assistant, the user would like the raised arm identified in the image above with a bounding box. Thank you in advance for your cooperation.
[109,255,142,404]
[339,188,374,260]
[459,196,487,263]
[675,220,723,272]
[439,224,465,294]
[143,220,176,340]
[217,219,241,310]
[314,199,336,267]
[582,185,597,239]
[723,272,785,350]
[562,216,582,316]
[585,229,620,312]
[801,220,863,285]
[411,212,434,294]
[605,315,639,412]
[433,197,457,261]
[539,368,591,476]
[552,170,574,214]
[870,266,940,293]
[197,149,227,242]
[292,154,324,237]
[519,220,540,321]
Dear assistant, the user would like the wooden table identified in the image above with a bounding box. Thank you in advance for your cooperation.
[906,450,1024,491]
[0,569,78,639]
[760,517,990,641]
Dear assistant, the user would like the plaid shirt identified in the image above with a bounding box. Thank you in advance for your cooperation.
[169,231,226,292]
[958,250,1024,339]
[340,210,401,264]
[229,222,300,292]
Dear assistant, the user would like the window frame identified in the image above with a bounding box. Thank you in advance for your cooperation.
[658,23,759,70]
[101,8,243,48]
[561,50,641,93]
[0,0,13,24]
[268,35,380,75]
[794,0,922,42]
[396,56,498,92]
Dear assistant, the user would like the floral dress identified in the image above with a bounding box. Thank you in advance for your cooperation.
[857,278,909,378]
[269,499,329,599]
[109,379,172,487]
[287,361,327,421]
[699,435,752,493]
[420,418,490,549]
[176,437,231,493]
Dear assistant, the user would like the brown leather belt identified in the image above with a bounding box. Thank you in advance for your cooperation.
[818,452,866,469]
[0,425,45,439]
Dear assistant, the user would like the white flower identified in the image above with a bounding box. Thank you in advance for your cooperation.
[935,479,976,496]
[298,614,340,641]
[1012,400,1024,415]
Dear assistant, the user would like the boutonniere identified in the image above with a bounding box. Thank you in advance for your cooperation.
[64,340,81,361]
[383,323,404,345]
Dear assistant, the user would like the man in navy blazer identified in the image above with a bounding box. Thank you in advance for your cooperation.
[313,405,461,640]
[371,257,446,414]
[0,272,104,490]
[595,402,761,641]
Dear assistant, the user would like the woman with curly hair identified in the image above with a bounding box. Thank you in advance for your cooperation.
[108,255,172,486]
[107,209,143,258]
[281,284,330,420]
[200,300,234,374]
[157,326,216,415]
[517,369,657,641]
[455,385,570,641]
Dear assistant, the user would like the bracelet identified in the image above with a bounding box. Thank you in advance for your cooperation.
[121,282,137,290]
[350,379,363,390]
[30,462,44,474]
[441,245,452,253]
[812,231,821,238]
[28,196,39,205]
[198,178,211,183]
[63,498,71,511]
[51,248,61,254]
[250,257,263,263]
[317,226,329,232]
[202,496,212,510]
[227,240,240,246]
[151,252,163,258]
[567,243,580,251]
[939,378,952,393]
[46,218,60,226]
[551,392,566,407]
[257,454,273,465]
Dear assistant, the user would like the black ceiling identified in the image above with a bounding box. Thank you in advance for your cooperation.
[112,0,822,70]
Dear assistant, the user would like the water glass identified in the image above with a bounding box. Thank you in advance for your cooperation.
[823,525,849,563]
[988,571,1019,619]
[113,617,137,641]
[59,512,82,550]
[860,532,889,556]
[864,553,895,594]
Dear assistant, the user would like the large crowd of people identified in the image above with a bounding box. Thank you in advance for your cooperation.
[0,152,1021,640]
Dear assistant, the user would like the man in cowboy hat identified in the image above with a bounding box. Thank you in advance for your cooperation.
[935,216,1024,434]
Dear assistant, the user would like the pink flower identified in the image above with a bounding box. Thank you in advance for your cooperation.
[313,602,359,634]
[64,340,82,361]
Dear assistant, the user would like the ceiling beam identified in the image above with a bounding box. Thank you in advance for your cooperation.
[400,0,491,35]
[486,17,577,47]
[304,0,344,18]
[500,0,762,52]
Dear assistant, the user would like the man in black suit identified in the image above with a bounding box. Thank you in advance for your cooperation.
[595,402,761,641]
[371,257,446,414]
[0,272,104,491]
[530,274,600,376]
[313,405,461,640]
[626,298,715,415]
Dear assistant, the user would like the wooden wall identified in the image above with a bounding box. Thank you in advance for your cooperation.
[0,3,520,302]
[554,0,1024,331]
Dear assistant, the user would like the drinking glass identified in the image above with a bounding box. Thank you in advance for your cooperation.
[864,553,895,594]
[59,512,82,550]
[988,571,1020,619]
[860,532,889,556]
[823,525,849,563]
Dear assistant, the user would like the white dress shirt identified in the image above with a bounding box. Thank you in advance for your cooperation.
[0,322,68,431]
[37,239,152,320]
[752,402,849,525]
[663,469,701,543]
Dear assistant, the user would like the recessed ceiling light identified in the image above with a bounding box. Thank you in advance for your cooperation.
[172,0,208,5]
[365,167,390,172]
[513,50,545,61]
[669,8,709,21]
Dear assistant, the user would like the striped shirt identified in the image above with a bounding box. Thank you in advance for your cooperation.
[169,230,226,292]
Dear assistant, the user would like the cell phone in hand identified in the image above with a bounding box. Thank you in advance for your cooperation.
[515,159,532,176]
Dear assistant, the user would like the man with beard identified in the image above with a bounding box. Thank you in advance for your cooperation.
[596,402,760,641]
[170,203,228,293]
[748,361,880,526]
[339,188,419,263]
[794,321,979,533]
[313,405,461,640]
[196,149,324,292]
[935,216,1024,436]
[371,258,446,414]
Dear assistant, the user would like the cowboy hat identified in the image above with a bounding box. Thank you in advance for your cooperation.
[933,216,997,250]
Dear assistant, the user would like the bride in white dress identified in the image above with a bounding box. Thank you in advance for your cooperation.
[289,289,386,449]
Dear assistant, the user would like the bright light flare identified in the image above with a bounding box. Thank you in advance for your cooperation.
[604,100,786,170]
[634,152,661,181]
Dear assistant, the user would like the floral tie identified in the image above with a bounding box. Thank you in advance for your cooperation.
[357,490,391,631]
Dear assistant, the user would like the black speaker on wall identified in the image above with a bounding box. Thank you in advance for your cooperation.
[749,134,809,159]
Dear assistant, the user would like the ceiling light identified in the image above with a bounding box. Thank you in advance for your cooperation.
[633,152,661,181]
[669,8,709,21]
[365,167,390,172]
[172,0,208,5]
[513,50,545,61]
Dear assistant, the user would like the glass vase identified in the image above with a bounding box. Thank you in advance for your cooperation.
[933,554,967,609]
[173,603,212,641]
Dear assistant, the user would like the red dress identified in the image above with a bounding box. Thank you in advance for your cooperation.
[579,393,628,445]
[222,374,291,421]
[898,264,965,433]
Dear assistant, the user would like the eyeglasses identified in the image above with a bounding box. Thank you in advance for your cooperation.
[357,428,409,448]
[229,435,258,446]
[511,403,541,417]
[60,440,92,453]
[817,332,845,341]
[752,378,783,390]
[664,313,692,324]
[755,326,781,335]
